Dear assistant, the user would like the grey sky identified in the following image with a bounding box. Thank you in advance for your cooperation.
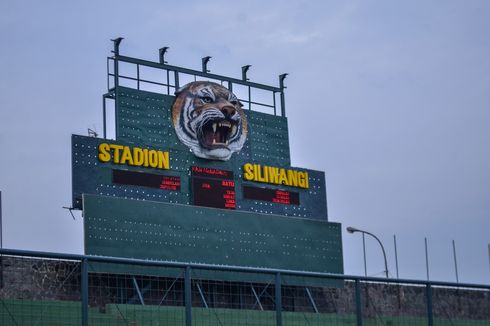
[0,0,489,283]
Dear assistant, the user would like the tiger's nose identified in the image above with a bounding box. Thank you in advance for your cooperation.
[220,104,236,117]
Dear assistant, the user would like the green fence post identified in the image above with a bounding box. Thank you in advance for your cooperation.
[185,266,192,326]
[81,258,88,326]
[355,279,363,326]
[275,272,283,326]
[426,284,434,326]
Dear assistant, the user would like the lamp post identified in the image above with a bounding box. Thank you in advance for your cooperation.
[347,226,389,278]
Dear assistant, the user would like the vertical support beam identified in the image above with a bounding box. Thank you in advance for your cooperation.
[355,279,363,326]
[273,92,277,116]
[0,190,2,249]
[275,273,282,326]
[113,56,120,138]
[425,237,430,280]
[185,266,192,326]
[175,71,180,90]
[81,258,88,326]
[136,64,140,90]
[426,284,434,326]
[488,244,490,274]
[0,191,3,288]
[394,235,399,278]
[362,233,367,277]
[110,38,123,138]
[102,95,107,139]
[248,86,251,110]
[279,73,288,117]
[452,240,459,283]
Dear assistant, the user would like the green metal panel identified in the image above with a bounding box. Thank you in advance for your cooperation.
[115,86,290,166]
[84,194,343,285]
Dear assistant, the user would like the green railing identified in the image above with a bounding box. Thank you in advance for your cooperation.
[0,248,489,325]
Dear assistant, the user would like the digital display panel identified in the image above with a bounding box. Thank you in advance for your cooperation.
[192,166,235,209]
[113,169,181,191]
[243,185,299,205]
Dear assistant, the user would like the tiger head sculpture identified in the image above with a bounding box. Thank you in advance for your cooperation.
[171,81,248,161]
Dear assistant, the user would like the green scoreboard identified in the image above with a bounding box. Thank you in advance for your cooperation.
[72,44,343,278]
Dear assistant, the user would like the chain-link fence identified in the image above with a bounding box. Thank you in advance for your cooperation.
[0,249,489,325]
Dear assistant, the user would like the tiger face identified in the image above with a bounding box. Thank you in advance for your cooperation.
[171,81,248,161]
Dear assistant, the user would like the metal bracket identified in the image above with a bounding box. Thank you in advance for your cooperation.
[62,206,76,220]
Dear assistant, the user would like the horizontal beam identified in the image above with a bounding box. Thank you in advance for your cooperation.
[0,248,488,289]
[112,55,283,93]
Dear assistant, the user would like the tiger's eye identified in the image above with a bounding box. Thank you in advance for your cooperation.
[202,96,213,103]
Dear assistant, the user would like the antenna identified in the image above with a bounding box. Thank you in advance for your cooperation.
[202,56,212,73]
[242,65,251,81]
[159,47,169,64]
[88,128,98,138]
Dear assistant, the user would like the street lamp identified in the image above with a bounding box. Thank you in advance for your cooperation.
[347,226,389,278]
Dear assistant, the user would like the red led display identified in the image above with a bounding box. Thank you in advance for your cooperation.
[191,167,235,209]
[243,185,299,205]
[113,169,181,191]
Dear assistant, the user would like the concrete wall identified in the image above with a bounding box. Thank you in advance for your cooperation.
[0,256,488,321]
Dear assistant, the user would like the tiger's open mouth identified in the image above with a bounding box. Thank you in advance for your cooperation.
[200,119,238,148]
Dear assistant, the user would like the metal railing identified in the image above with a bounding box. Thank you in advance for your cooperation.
[0,248,489,326]
[102,38,287,140]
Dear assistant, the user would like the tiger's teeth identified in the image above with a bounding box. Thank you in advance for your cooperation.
[231,125,237,135]
[213,139,216,144]
[225,140,229,145]
[212,123,217,133]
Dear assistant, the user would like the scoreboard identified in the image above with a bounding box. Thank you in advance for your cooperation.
[191,166,236,209]
[70,46,342,278]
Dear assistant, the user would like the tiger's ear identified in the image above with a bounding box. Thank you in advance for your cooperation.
[174,86,185,96]
[175,82,192,96]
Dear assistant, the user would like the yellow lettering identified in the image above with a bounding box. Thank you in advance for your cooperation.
[298,172,309,188]
[148,150,158,168]
[109,144,124,163]
[278,169,288,185]
[143,149,149,167]
[133,147,144,166]
[242,163,309,189]
[157,151,170,169]
[253,164,260,182]
[120,146,134,165]
[243,163,254,180]
[266,166,278,184]
[98,143,111,162]
[287,170,298,187]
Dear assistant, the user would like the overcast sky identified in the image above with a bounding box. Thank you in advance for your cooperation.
[0,0,489,284]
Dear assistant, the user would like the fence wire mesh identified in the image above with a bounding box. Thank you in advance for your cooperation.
[432,285,490,326]
[0,252,489,326]
[0,255,81,325]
